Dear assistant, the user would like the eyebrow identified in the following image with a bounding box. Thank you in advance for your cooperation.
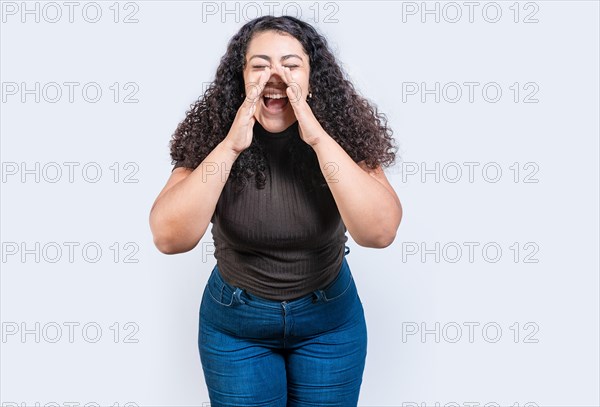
[248,54,304,63]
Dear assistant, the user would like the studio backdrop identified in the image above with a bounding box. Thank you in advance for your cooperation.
[1,1,599,406]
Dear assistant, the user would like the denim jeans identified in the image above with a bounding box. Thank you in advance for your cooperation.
[198,246,368,407]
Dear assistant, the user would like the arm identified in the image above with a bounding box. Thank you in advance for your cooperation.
[274,64,402,248]
[150,70,270,254]
[312,134,402,248]
[149,141,240,254]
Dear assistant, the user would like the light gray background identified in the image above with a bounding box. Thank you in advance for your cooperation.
[1,1,599,406]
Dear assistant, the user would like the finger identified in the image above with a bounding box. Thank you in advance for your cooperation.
[241,69,268,123]
[280,66,302,104]
[256,68,271,98]
[282,65,294,84]
[272,64,289,85]
[272,64,297,102]
[245,68,270,105]
[247,112,256,131]
[247,99,257,118]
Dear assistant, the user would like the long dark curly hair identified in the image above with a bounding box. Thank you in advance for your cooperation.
[169,15,398,193]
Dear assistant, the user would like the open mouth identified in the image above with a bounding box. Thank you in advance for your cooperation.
[261,93,289,114]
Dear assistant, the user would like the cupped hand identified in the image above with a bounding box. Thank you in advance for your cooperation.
[223,69,271,155]
[273,64,326,147]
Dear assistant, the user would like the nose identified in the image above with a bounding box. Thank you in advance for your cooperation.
[266,74,286,89]
[267,71,283,81]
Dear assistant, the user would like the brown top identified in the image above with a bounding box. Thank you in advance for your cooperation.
[173,120,348,301]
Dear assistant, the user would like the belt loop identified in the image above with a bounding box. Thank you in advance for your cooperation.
[312,289,324,303]
[344,245,350,255]
[232,287,246,304]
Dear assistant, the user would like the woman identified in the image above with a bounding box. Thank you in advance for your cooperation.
[149,15,402,406]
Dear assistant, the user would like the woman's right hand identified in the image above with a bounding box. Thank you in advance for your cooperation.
[223,69,271,155]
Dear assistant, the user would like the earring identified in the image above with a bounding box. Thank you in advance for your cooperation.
[308,92,312,99]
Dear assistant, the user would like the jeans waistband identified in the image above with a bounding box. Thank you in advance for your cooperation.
[208,245,352,309]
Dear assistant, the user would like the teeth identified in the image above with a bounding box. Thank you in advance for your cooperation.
[264,94,287,99]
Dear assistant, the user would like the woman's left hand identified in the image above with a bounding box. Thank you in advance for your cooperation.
[273,64,326,147]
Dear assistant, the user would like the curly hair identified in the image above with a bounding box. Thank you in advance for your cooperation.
[169,15,398,193]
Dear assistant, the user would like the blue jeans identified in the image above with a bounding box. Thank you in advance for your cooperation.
[198,246,367,406]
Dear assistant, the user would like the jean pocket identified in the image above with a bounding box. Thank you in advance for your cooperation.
[206,265,240,307]
[320,258,354,302]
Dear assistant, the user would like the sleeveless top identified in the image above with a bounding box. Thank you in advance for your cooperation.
[173,120,348,301]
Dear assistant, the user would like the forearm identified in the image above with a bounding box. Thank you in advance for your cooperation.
[149,140,239,254]
[311,133,401,248]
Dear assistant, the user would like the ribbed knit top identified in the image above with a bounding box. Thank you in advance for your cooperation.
[173,120,348,301]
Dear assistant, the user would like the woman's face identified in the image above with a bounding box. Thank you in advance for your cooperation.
[243,30,310,133]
